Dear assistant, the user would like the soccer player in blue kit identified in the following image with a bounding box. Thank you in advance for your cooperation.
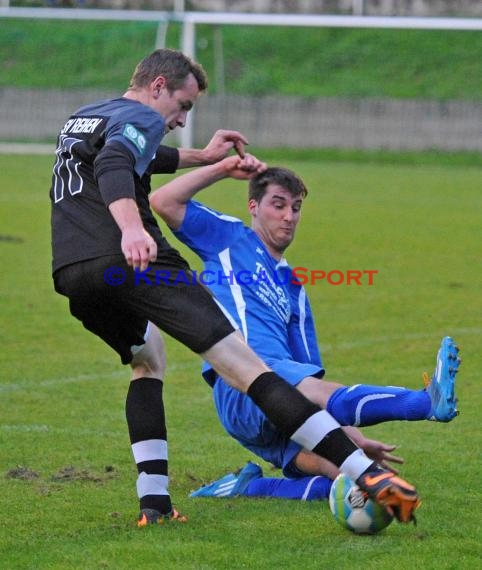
[149,153,460,504]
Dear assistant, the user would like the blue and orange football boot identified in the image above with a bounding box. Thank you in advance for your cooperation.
[356,468,421,524]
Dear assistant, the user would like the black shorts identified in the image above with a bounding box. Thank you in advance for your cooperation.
[53,253,235,364]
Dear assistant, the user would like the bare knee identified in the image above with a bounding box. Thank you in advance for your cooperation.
[297,377,343,408]
[130,323,166,380]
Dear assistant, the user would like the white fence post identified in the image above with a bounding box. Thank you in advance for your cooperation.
[180,17,196,149]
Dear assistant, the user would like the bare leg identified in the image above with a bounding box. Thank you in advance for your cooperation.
[130,321,166,380]
[202,330,272,391]
[297,376,343,408]
[293,449,340,480]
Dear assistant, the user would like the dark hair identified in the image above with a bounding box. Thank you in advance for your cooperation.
[128,48,208,93]
[248,167,308,203]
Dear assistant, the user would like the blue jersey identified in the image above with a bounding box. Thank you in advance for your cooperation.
[50,97,166,271]
[174,201,324,382]
[174,200,324,474]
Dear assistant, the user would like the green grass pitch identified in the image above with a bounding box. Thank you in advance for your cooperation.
[0,152,481,569]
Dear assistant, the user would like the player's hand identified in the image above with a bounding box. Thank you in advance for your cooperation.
[360,439,404,473]
[121,228,157,271]
[224,153,267,180]
[201,129,249,163]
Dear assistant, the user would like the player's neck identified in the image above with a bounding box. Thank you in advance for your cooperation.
[253,229,284,261]
[123,89,150,106]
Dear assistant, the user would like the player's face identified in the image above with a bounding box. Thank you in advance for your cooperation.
[153,73,200,132]
[249,184,303,258]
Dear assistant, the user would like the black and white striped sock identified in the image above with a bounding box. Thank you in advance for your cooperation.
[247,372,373,481]
[125,377,172,515]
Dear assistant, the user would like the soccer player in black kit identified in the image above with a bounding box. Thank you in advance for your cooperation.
[50,48,420,526]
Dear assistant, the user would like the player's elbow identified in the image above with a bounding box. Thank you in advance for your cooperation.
[149,191,170,218]
[149,193,183,230]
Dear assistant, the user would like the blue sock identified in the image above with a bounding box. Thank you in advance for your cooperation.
[326,385,431,427]
[243,476,332,501]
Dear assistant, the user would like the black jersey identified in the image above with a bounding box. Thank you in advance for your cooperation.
[50,97,167,272]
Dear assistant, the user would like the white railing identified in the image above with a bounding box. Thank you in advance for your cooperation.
[1,7,481,148]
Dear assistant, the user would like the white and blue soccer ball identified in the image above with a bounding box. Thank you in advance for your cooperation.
[329,473,394,534]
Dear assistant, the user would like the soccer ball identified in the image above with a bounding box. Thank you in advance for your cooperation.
[329,473,394,534]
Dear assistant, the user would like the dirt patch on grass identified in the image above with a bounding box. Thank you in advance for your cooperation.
[50,465,117,483]
[5,464,117,484]
[6,465,40,480]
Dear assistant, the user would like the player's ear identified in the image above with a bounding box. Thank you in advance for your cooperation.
[248,199,257,216]
[151,76,167,97]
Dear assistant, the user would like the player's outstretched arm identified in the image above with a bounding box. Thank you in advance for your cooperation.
[177,129,249,168]
[150,154,266,230]
[342,426,404,473]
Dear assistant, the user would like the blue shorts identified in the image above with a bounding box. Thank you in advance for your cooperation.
[212,358,324,478]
